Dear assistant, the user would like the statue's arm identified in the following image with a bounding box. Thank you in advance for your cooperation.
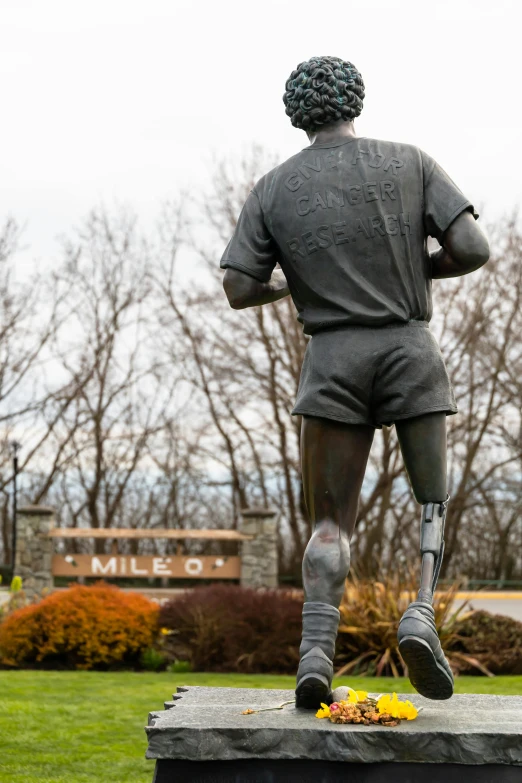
[223,267,290,309]
[431,211,490,279]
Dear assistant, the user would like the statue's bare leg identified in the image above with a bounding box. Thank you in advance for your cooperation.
[300,416,374,606]
[296,415,374,709]
[396,412,454,700]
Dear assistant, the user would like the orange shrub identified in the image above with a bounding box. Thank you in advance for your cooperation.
[0,583,159,669]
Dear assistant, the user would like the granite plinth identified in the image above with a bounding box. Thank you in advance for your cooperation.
[145,686,522,782]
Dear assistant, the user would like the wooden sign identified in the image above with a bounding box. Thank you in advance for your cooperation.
[52,554,240,579]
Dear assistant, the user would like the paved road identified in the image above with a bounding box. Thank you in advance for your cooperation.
[451,592,522,622]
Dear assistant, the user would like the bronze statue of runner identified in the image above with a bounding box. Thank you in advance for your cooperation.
[221,56,489,708]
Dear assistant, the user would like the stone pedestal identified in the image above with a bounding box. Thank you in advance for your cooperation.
[14,505,54,602]
[238,508,278,588]
[146,686,522,782]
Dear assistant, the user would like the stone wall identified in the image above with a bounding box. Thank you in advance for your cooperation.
[238,508,278,589]
[14,505,54,602]
[13,505,279,599]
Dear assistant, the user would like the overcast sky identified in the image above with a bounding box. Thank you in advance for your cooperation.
[3,0,520,270]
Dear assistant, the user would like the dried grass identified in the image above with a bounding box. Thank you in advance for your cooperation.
[336,571,475,677]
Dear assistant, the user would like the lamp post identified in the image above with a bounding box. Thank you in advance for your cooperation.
[9,441,21,572]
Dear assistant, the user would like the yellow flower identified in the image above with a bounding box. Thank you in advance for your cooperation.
[377,693,418,720]
[344,687,369,703]
[398,699,418,720]
[10,576,22,593]
[160,627,171,636]
[383,693,400,717]
[315,703,331,719]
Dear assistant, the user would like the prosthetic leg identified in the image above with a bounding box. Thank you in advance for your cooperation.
[398,496,454,700]
[417,497,449,604]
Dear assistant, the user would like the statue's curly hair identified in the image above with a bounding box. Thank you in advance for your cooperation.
[283,56,365,132]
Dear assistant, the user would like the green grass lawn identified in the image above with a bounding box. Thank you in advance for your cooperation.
[0,671,521,783]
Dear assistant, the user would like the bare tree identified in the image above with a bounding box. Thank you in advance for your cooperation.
[37,209,175,553]
[0,218,69,562]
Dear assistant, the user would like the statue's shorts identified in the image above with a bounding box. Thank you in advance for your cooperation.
[292,321,457,429]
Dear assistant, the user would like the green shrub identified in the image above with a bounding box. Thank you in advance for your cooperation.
[140,647,166,672]
[167,660,193,674]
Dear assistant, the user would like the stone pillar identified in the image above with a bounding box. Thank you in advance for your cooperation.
[14,505,55,602]
[238,508,278,589]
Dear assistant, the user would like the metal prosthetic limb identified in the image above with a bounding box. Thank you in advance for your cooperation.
[398,496,453,700]
[418,496,449,604]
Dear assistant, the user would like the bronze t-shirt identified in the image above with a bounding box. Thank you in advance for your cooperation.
[220,137,477,335]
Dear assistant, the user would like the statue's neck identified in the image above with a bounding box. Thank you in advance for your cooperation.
[306,120,356,146]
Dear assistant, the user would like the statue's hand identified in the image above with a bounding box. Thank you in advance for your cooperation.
[431,211,489,279]
[223,267,290,309]
[270,268,290,296]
